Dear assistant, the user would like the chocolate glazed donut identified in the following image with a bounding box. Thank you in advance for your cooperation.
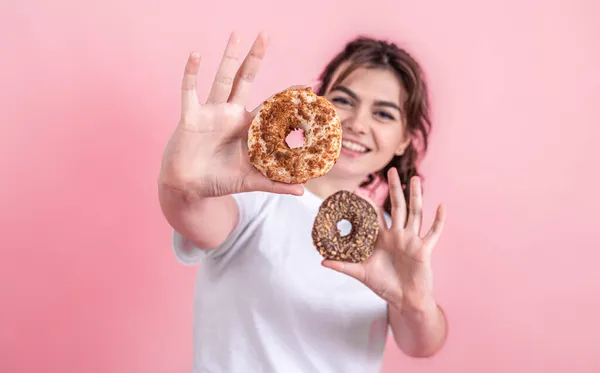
[312,190,380,263]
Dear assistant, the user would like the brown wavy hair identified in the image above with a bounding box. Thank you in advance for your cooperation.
[316,36,433,216]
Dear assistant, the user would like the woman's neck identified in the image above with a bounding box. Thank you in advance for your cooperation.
[304,173,367,201]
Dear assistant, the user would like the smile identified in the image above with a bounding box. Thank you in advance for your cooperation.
[341,139,371,154]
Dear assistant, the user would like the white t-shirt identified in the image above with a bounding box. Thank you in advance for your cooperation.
[172,188,391,373]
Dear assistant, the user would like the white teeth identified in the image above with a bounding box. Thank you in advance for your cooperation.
[342,140,368,153]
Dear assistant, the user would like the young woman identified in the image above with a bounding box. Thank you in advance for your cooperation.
[159,31,448,373]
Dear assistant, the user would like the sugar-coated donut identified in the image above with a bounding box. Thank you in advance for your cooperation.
[248,87,342,184]
[312,190,380,263]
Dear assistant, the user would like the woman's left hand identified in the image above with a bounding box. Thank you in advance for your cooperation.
[322,168,446,312]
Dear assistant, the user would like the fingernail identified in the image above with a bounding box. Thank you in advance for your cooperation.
[229,31,241,44]
[291,186,304,196]
[260,31,270,44]
[307,80,321,89]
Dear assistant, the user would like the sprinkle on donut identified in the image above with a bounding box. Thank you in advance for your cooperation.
[248,87,342,184]
[312,190,380,263]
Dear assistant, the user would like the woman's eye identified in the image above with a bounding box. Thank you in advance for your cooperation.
[375,111,395,120]
[331,97,352,106]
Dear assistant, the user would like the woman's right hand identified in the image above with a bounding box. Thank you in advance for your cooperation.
[159,32,304,200]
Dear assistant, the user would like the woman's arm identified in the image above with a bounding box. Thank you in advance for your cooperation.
[322,170,449,357]
[158,182,238,250]
[158,33,301,252]
[388,299,448,357]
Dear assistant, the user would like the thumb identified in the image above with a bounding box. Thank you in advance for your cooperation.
[321,260,367,283]
[242,172,305,196]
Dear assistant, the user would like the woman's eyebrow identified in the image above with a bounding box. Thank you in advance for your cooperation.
[330,85,359,101]
[331,85,402,112]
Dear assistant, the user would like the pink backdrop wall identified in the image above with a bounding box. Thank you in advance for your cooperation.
[1,0,599,372]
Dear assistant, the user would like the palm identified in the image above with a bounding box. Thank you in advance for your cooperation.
[159,32,303,199]
[323,169,446,311]
[172,104,262,197]
[361,233,433,308]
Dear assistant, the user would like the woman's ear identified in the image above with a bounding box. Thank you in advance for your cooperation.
[394,137,411,156]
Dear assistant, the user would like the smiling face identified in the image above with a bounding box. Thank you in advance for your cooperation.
[324,66,411,180]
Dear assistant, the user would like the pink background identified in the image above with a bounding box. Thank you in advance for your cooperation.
[1,0,599,372]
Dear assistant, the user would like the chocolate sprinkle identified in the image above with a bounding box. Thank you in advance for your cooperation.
[312,190,379,263]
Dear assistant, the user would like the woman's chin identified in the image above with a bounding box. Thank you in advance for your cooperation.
[330,157,367,178]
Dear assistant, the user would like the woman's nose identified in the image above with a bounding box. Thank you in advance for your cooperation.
[343,112,369,134]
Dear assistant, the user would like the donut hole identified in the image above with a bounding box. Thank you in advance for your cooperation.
[336,219,352,237]
[285,128,305,149]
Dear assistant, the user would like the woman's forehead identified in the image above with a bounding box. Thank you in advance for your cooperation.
[327,65,408,105]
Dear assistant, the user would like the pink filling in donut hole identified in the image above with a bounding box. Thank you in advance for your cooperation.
[285,128,305,149]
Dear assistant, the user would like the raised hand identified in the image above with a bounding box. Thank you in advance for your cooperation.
[322,168,446,312]
[159,32,304,199]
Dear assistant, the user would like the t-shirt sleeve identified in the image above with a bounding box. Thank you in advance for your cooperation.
[171,191,271,266]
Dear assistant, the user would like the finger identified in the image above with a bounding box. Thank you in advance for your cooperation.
[308,80,322,90]
[387,167,407,230]
[321,260,367,283]
[206,32,242,104]
[268,181,304,196]
[242,172,304,196]
[181,52,201,115]
[424,204,446,250]
[228,32,269,105]
[354,189,389,230]
[405,176,423,235]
